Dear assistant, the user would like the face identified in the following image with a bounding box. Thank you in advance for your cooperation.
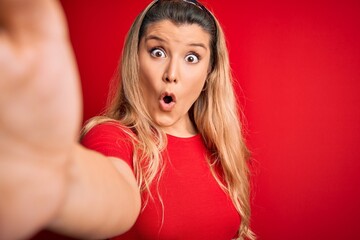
[138,20,211,137]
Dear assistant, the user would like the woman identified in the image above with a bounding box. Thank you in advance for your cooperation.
[0,0,254,239]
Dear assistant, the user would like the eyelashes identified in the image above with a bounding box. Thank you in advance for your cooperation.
[184,53,200,63]
[150,48,166,58]
[149,47,201,63]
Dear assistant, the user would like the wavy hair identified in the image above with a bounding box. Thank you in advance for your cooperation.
[82,0,254,239]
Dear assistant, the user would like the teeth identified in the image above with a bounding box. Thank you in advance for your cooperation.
[163,96,173,104]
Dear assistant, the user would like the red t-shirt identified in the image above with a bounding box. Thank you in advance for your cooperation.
[81,122,240,240]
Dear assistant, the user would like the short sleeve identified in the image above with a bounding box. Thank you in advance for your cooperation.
[80,122,134,170]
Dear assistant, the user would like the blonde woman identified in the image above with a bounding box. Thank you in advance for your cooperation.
[0,0,254,239]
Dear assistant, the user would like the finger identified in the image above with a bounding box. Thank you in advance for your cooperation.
[0,0,68,43]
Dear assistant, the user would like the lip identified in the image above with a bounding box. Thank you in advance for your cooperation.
[159,92,176,112]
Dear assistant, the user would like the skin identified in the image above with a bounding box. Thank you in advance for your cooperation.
[138,20,211,137]
[0,3,211,240]
[0,1,140,239]
[0,0,81,238]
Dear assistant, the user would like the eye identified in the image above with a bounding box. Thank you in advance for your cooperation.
[150,48,166,58]
[185,53,199,63]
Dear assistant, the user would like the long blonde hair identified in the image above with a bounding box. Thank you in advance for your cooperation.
[82,0,255,239]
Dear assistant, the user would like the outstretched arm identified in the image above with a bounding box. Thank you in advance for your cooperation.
[0,0,82,239]
[0,1,140,239]
[48,146,141,239]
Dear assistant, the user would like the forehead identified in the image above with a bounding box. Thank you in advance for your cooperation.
[143,20,211,48]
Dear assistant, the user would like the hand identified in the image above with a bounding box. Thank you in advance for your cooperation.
[0,0,82,239]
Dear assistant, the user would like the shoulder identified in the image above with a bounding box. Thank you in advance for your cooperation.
[82,121,134,142]
[80,121,135,163]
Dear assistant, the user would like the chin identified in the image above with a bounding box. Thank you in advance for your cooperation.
[153,116,177,129]
[155,120,175,129]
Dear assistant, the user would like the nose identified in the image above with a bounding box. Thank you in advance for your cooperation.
[162,58,178,83]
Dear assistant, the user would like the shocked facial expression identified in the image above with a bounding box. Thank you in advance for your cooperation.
[138,20,211,137]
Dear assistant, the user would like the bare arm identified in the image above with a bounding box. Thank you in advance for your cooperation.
[0,0,81,239]
[0,0,140,239]
[48,145,141,239]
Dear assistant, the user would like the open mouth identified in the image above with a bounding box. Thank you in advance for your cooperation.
[161,92,176,104]
[159,92,176,111]
[163,95,173,104]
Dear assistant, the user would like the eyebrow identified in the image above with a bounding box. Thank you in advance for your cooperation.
[145,35,208,50]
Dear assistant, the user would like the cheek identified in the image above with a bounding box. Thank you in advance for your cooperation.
[184,70,207,94]
[182,58,210,93]
[139,59,158,90]
[181,77,207,110]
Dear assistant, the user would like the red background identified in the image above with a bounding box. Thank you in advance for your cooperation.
[35,0,360,239]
